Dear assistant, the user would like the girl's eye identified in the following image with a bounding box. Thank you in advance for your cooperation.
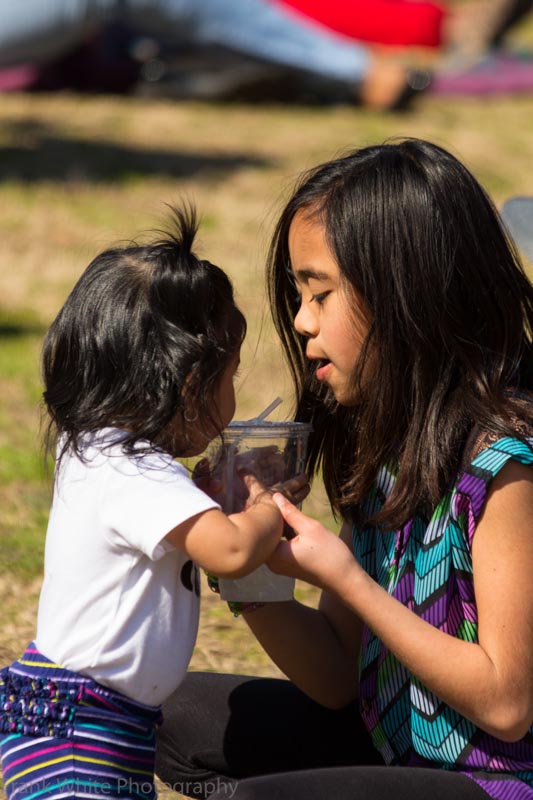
[310,291,330,306]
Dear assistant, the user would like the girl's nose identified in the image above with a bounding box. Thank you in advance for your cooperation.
[294,303,318,337]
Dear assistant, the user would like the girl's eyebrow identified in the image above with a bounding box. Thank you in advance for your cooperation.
[292,268,331,283]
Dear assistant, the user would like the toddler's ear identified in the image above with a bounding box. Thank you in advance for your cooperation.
[181,369,201,424]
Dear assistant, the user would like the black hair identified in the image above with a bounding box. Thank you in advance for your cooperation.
[267,138,533,529]
[43,204,246,464]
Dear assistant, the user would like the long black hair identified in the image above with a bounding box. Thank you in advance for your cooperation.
[43,204,246,464]
[267,138,533,529]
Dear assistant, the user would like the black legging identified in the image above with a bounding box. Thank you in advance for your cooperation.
[155,672,490,800]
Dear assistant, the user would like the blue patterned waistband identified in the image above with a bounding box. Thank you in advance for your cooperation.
[0,642,162,739]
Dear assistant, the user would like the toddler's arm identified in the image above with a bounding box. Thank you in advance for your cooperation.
[165,473,306,579]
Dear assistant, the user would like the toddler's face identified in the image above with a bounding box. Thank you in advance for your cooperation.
[214,349,240,432]
[173,349,241,457]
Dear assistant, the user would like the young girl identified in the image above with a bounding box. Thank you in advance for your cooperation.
[0,206,308,800]
[155,140,533,800]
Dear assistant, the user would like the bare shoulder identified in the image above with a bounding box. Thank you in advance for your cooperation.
[473,458,533,584]
[472,457,533,732]
[478,458,533,530]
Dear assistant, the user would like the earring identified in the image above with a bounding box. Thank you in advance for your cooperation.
[184,408,199,423]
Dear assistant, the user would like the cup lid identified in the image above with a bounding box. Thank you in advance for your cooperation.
[224,420,313,438]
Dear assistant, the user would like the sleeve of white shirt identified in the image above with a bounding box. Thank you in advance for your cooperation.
[100,451,220,560]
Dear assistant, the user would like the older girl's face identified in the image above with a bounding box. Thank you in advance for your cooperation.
[288,210,368,406]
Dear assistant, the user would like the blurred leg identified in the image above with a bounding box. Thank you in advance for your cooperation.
[0,0,422,106]
[204,766,491,800]
[125,0,370,83]
[155,672,382,799]
[445,0,533,63]
[0,0,117,66]
[128,0,431,107]
[488,0,533,47]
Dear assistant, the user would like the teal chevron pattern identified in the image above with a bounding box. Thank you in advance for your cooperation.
[352,437,533,800]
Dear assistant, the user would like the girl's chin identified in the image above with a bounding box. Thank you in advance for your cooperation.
[330,383,358,407]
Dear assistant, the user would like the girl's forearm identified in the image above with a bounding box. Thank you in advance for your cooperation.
[337,566,528,741]
[243,600,359,709]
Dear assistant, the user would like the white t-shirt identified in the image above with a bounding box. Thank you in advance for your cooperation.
[35,428,219,706]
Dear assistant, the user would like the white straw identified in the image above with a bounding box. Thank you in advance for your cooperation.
[249,396,283,423]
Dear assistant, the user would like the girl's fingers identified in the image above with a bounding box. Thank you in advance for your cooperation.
[237,472,310,514]
[240,472,263,491]
[272,474,310,504]
[240,473,275,505]
[272,492,306,528]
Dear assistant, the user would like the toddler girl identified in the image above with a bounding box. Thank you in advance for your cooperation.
[0,205,307,800]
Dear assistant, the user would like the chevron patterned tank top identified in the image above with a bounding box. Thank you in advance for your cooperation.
[352,436,533,800]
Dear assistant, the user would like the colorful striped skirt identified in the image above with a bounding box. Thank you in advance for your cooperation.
[0,644,163,800]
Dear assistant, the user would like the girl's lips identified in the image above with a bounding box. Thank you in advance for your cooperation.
[315,359,332,381]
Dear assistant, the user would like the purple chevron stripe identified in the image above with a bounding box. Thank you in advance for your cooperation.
[454,473,488,537]
[420,586,454,627]
[443,593,465,635]
[456,470,489,509]
[456,574,475,597]
[395,570,415,605]
[458,596,478,624]
[464,741,533,770]
[468,773,533,800]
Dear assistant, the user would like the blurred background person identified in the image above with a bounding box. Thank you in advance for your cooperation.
[276,0,446,47]
[274,0,532,53]
[0,0,431,109]
[0,0,532,104]
[273,0,533,95]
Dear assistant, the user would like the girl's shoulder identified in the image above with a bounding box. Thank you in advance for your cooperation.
[461,396,533,470]
[452,412,533,540]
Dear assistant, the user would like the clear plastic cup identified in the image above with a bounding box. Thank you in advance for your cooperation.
[208,420,312,602]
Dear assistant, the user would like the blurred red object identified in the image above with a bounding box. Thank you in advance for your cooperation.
[0,64,41,91]
[276,0,446,47]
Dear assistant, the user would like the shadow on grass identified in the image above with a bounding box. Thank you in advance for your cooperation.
[0,118,272,183]
[0,309,46,338]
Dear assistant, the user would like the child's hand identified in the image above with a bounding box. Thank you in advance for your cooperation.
[271,473,311,509]
[266,493,359,593]
[235,445,285,484]
[240,472,280,508]
[240,472,310,511]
